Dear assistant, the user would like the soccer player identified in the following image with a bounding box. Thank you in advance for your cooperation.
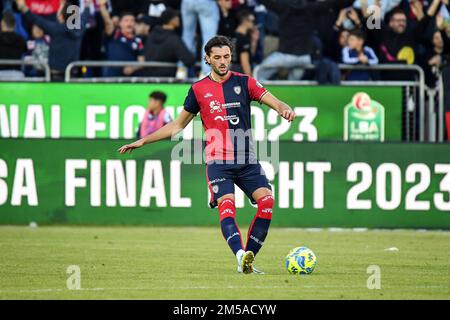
[118,36,296,274]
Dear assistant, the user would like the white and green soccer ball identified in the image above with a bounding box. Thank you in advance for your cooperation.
[285,246,317,275]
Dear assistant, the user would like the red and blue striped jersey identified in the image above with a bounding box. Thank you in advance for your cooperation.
[183,72,268,163]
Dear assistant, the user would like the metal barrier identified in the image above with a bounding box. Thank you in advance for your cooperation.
[0,59,51,82]
[254,63,426,141]
[65,60,201,83]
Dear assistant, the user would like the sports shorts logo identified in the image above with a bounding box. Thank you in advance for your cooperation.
[256,81,264,88]
[210,100,222,113]
[214,114,240,125]
[234,86,241,95]
[212,185,219,193]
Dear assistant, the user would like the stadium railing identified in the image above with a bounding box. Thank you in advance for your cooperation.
[64,60,202,83]
[254,63,427,142]
[0,59,51,82]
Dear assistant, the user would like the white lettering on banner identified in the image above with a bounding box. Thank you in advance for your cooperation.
[0,104,18,137]
[306,162,332,209]
[170,160,191,207]
[0,159,7,205]
[90,160,101,207]
[65,159,87,206]
[109,106,120,139]
[0,104,60,138]
[106,160,136,207]
[86,105,106,139]
[346,162,450,211]
[24,105,45,138]
[11,159,38,206]
[123,106,146,139]
[140,160,167,207]
[278,162,304,209]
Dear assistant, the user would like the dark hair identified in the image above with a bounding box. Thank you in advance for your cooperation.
[348,29,365,41]
[236,9,254,25]
[120,11,135,20]
[204,35,234,55]
[1,11,16,29]
[387,8,406,22]
[149,91,167,104]
[160,8,179,25]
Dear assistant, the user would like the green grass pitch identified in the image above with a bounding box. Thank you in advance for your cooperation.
[0,226,449,299]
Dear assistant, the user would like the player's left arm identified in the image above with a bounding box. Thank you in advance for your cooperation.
[260,92,296,122]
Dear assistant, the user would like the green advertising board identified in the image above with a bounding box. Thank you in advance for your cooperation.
[0,83,402,141]
[0,139,449,228]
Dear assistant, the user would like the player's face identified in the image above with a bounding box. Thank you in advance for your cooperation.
[206,46,232,77]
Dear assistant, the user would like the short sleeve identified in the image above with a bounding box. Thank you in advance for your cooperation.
[247,76,268,103]
[183,87,200,115]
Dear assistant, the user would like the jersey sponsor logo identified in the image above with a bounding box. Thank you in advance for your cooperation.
[222,102,241,109]
[234,86,242,95]
[214,115,240,125]
[209,100,222,113]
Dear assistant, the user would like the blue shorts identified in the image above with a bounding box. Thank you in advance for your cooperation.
[206,162,272,209]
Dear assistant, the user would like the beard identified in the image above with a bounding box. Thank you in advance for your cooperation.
[212,64,229,76]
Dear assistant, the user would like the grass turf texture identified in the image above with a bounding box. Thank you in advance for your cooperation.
[0,226,449,300]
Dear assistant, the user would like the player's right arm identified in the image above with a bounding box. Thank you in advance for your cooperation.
[117,110,195,154]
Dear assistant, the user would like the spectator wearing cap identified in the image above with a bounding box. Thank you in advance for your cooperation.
[99,0,145,77]
[0,11,27,79]
[15,0,90,81]
[137,91,173,138]
[135,14,151,43]
[138,8,195,77]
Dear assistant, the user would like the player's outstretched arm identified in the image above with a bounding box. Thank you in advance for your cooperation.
[117,109,195,154]
[260,92,296,122]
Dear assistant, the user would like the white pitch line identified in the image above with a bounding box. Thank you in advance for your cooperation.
[1,285,449,294]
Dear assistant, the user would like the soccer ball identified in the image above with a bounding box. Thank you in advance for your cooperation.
[285,246,317,275]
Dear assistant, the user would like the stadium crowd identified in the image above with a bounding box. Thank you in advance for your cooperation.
[0,0,449,87]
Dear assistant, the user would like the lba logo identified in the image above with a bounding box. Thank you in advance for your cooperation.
[344,92,385,142]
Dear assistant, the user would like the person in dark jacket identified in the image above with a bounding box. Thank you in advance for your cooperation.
[138,7,195,77]
[256,0,353,80]
[15,0,90,80]
[0,11,26,70]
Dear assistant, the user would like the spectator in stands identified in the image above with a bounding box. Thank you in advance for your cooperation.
[181,0,220,77]
[342,29,379,80]
[231,9,258,75]
[256,0,354,81]
[135,14,151,43]
[15,0,90,81]
[23,24,49,76]
[359,1,427,64]
[137,91,173,138]
[329,9,352,62]
[138,8,195,77]
[420,13,450,86]
[0,11,26,79]
[217,0,237,38]
[99,0,145,77]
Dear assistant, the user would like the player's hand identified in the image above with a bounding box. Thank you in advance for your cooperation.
[279,106,296,122]
[117,140,144,154]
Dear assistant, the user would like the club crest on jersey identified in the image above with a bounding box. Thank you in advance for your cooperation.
[209,100,222,113]
[234,86,241,95]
